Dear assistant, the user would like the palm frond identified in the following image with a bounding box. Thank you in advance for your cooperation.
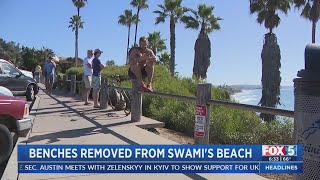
[131,0,149,9]
[278,0,291,14]
[207,16,221,33]
[181,16,199,29]
[157,4,167,12]
[293,0,306,9]
[250,0,265,14]
[310,2,320,21]
[257,10,267,24]
[72,0,87,8]
[198,4,214,19]
[301,2,311,19]
[155,15,166,24]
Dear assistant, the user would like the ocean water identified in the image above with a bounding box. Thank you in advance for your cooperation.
[232,87,294,111]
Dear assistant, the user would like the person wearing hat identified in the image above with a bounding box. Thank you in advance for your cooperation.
[92,49,105,108]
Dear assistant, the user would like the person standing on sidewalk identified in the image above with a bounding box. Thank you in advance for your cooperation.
[44,57,56,94]
[92,49,105,108]
[83,49,94,105]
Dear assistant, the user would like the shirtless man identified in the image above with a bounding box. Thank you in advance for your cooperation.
[128,36,156,92]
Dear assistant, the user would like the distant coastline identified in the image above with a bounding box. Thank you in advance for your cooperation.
[224,85,293,95]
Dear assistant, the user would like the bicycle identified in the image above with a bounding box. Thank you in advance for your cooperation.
[107,75,131,116]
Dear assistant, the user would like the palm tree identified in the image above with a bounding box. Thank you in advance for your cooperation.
[118,9,138,64]
[147,31,167,55]
[131,0,149,46]
[72,0,87,66]
[294,0,320,43]
[154,0,188,76]
[249,0,291,122]
[68,15,84,67]
[181,4,221,79]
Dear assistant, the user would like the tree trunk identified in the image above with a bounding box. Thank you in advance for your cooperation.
[75,28,78,67]
[126,25,131,64]
[169,15,175,76]
[75,7,80,67]
[312,21,316,43]
[259,33,281,122]
[134,7,140,46]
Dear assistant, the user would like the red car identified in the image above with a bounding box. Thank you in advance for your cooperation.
[0,93,32,164]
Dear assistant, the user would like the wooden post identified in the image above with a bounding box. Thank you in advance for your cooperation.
[57,75,62,90]
[41,72,45,84]
[194,83,212,144]
[34,72,40,83]
[70,75,76,95]
[100,77,108,109]
[63,75,68,93]
[131,79,142,122]
[79,76,86,101]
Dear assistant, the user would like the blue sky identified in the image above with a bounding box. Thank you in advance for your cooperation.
[0,0,315,86]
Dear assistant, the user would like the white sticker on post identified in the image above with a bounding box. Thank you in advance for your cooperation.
[195,105,207,137]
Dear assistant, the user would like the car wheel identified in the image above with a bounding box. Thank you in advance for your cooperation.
[26,85,35,101]
[0,124,13,164]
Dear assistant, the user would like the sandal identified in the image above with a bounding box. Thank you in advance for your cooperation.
[140,83,148,92]
[84,102,92,105]
[146,84,153,92]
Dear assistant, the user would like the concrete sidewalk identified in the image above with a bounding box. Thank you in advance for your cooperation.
[3,87,267,180]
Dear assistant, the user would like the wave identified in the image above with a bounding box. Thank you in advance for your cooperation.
[232,87,294,111]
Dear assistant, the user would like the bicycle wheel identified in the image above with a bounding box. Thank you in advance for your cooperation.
[108,88,118,110]
[123,91,131,115]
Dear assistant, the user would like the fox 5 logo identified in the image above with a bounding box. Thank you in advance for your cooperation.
[262,145,297,156]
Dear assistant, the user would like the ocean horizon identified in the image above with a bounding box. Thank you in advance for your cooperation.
[231,86,294,111]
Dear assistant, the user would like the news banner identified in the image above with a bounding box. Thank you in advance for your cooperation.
[18,145,303,174]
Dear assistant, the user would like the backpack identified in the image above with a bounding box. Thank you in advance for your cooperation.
[109,88,126,110]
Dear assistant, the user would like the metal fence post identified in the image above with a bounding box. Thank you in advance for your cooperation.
[70,75,76,95]
[294,44,320,180]
[131,79,142,122]
[194,83,212,144]
[100,77,108,109]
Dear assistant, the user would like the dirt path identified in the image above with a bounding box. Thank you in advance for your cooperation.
[155,128,294,180]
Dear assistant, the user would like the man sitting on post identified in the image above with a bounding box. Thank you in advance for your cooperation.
[128,36,156,92]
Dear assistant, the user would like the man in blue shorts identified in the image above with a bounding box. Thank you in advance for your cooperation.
[92,49,105,108]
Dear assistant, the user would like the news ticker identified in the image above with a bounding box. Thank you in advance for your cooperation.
[19,162,303,174]
[18,144,303,174]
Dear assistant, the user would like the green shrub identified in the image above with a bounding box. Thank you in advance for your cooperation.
[66,65,293,145]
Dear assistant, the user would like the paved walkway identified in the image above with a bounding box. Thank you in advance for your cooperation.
[2,86,267,180]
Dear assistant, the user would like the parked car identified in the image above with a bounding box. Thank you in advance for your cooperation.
[0,61,39,101]
[0,86,13,97]
[0,59,34,79]
[0,93,32,164]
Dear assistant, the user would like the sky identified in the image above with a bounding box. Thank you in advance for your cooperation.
[0,0,316,86]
